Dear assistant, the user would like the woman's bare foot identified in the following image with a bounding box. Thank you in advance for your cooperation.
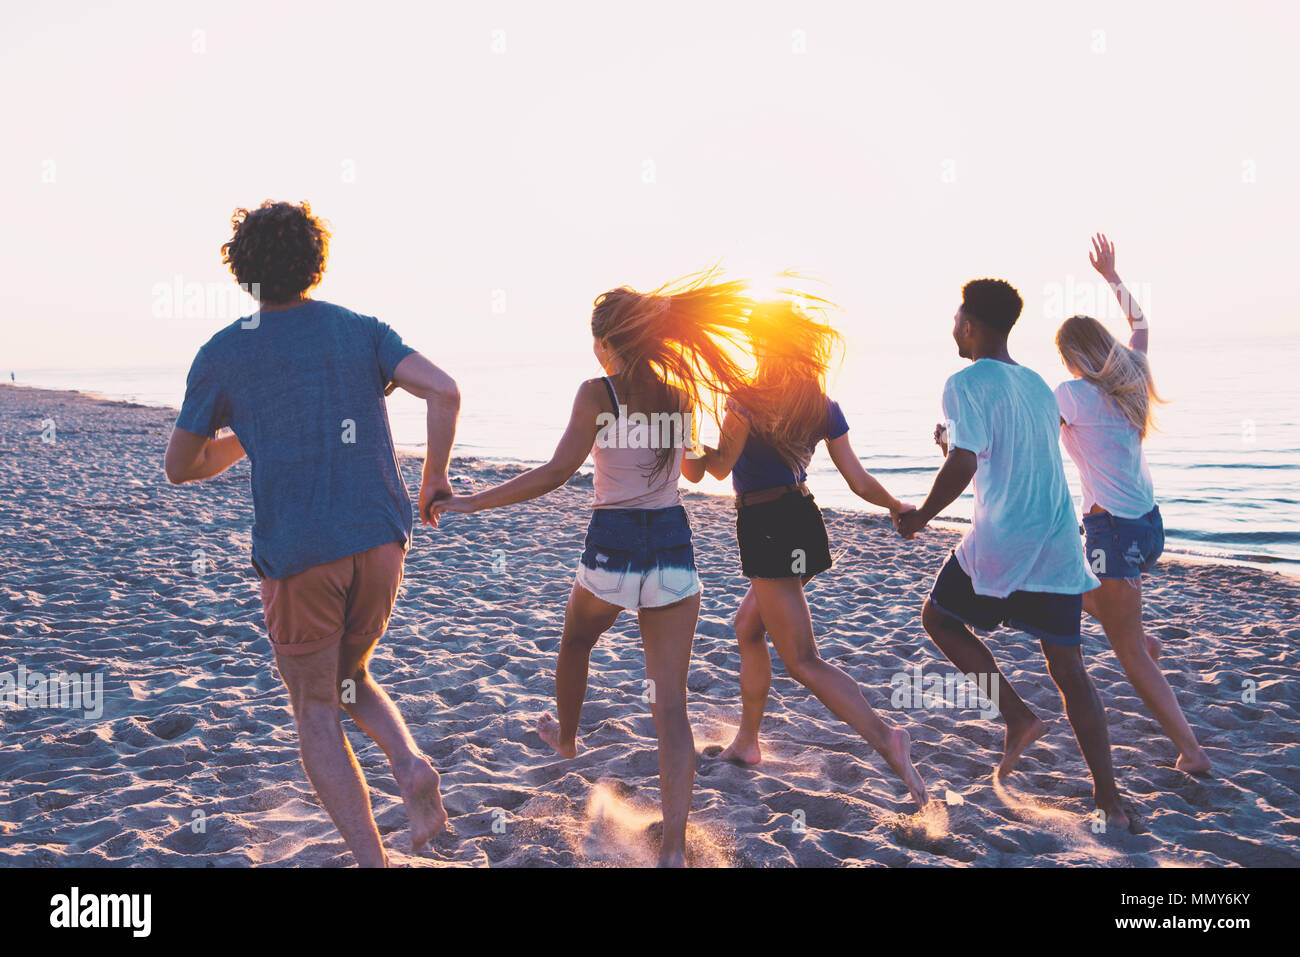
[1095,793,1134,833]
[396,756,448,853]
[537,713,578,759]
[998,716,1050,777]
[719,734,762,766]
[1146,634,1163,660]
[1176,748,1213,775]
[879,727,929,807]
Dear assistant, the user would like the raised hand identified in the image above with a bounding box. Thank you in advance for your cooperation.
[1088,233,1119,283]
[1089,231,1148,340]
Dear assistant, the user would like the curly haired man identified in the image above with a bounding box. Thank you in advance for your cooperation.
[164,200,460,866]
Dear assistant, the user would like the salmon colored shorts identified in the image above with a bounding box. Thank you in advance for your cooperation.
[260,542,406,657]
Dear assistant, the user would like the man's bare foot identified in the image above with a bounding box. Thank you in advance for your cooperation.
[879,727,929,807]
[1176,748,1213,775]
[719,735,762,766]
[1146,634,1163,661]
[396,756,448,853]
[537,713,578,759]
[997,716,1049,777]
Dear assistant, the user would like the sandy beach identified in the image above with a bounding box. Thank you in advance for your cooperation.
[1,382,1298,867]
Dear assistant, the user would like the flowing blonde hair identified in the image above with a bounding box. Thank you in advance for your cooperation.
[732,293,845,471]
[591,271,756,476]
[1055,314,1163,437]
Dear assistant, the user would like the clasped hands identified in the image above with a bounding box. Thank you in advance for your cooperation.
[890,421,950,540]
[417,472,476,527]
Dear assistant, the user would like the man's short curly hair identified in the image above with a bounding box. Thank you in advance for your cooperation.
[221,201,330,303]
[960,278,1023,334]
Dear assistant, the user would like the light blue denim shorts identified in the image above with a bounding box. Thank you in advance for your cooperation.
[1082,505,1164,580]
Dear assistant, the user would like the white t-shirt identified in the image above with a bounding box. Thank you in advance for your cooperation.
[942,360,1100,598]
[1054,378,1155,520]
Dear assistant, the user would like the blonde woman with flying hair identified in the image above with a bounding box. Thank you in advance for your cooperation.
[433,272,757,866]
[684,297,929,807]
[1055,233,1211,774]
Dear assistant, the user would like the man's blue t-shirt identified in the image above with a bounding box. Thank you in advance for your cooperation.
[728,396,849,494]
[175,300,416,579]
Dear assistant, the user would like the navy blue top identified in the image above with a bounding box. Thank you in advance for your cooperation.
[727,396,850,494]
[175,300,416,579]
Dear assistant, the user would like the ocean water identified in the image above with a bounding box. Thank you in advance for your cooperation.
[11,333,1299,573]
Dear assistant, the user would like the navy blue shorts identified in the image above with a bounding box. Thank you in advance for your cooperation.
[1082,505,1164,580]
[928,551,1084,647]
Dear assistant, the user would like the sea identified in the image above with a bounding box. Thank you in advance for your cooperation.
[10,333,1298,574]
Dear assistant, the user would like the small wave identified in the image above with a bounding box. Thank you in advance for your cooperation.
[1182,462,1299,471]
[1166,527,1300,547]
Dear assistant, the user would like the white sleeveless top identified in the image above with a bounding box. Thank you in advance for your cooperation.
[590,376,685,510]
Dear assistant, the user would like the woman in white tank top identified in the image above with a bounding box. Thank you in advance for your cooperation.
[1055,234,1210,774]
[433,273,755,865]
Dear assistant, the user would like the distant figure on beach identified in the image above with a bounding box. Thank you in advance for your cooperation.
[164,200,460,866]
[432,274,754,866]
[683,299,929,807]
[895,279,1134,830]
[1055,234,1210,774]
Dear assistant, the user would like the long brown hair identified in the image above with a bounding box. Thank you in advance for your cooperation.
[591,271,756,476]
[733,294,844,471]
[1055,314,1163,438]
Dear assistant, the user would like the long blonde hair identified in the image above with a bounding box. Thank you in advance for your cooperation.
[733,294,844,471]
[591,271,755,476]
[1055,314,1163,437]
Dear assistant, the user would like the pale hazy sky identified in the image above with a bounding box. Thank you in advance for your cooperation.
[3,0,1297,371]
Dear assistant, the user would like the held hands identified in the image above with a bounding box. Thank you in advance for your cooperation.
[418,472,453,527]
[894,505,926,540]
[1088,232,1120,283]
[889,498,924,541]
[428,494,479,520]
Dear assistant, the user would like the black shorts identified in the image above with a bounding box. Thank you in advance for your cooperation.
[736,491,833,580]
[928,551,1084,647]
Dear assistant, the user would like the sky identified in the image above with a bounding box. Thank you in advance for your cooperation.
[2,0,1297,374]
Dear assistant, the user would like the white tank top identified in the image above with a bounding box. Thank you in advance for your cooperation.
[590,376,685,510]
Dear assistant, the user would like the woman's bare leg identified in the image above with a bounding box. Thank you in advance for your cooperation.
[638,593,700,867]
[537,580,622,759]
[719,585,771,765]
[752,577,928,806]
[1084,579,1211,774]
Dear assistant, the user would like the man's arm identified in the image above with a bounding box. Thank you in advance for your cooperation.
[390,352,461,524]
[1088,232,1148,354]
[896,448,977,538]
[164,428,246,484]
